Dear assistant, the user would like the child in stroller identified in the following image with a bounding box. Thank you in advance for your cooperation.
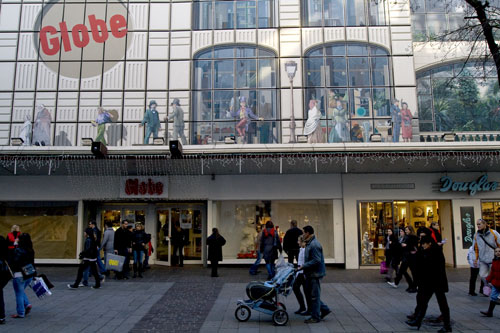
[235,263,296,326]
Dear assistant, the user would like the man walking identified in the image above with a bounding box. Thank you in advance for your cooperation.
[100,221,115,277]
[81,221,104,286]
[283,220,303,264]
[114,220,132,279]
[472,219,500,288]
[299,225,331,323]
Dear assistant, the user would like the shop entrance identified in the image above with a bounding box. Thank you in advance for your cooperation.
[359,200,453,266]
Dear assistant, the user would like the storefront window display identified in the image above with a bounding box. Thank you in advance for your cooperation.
[214,200,334,260]
[482,201,500,232]
[0,202,78,259]
[359,200,439,265]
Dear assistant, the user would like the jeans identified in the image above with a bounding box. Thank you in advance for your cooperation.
[305,276,330,320]
[490,285,500,302]
[265,259,275,279]
[249,251,262,275]
[133,250,144,274]
[144,126,159,144]
[13,277,32,317]
[83,251,105,284]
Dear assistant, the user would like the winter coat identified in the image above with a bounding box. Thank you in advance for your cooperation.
[132,230,148,251]
[401,234,418,260]
[472,227,500,265]
[101,227,115,254]
[207,233,226,262]
[171,227,186,247]
[430,228,442,244]
[486,257,500,288]
[7,231,20,250]
[415,243,448,293]
[302,235,326,278]
[260,228,282,262]
[385,233,402,264]
[283,227,303,253]
[114,227,132,251]
[80,237,98,260]
[9,247,35,273]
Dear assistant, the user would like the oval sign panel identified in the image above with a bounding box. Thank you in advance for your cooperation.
[33,0,134,79]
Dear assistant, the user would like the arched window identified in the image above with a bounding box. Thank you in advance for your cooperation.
[303,0,387,27]
[193,0,276,30]
[303,42,392,142]
[192,45,279,144]
[416,61,499,132]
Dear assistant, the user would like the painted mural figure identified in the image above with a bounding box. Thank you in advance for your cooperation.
[141,100,161,144]
[390,99,402,143]
[328,99,349,143]
[91,107,113,145]
[229,96,263,140]
[168,98,187,145]
[32,104,51,146]
[303,99,324,143]
[19,115,32,146]
[401,102,413,142]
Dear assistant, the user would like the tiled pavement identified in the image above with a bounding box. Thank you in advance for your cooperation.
[2,265,500,332]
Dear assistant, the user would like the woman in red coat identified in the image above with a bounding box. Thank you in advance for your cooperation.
[481,247,500,317]
[401,102,413,142]
[7,225,20,252]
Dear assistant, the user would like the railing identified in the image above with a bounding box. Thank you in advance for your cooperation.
[419,132,500,142]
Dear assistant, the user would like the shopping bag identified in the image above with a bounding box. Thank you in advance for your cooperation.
[484,285,492,297]
[106,253,125,272]
[380,261,388,275]
[30,277,52,299]
[275,253,286,269]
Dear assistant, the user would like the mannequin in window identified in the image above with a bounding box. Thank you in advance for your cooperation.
[140,100,161,144]
[168,98,187,145]
[391,99,402,143]
[91,107,113,145]
[303,99,324,143]
[32,104,52,146]
[19,114,32,146]
[329,98,349,143]
[229,96,263,142]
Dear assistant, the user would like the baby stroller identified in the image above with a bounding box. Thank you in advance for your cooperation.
[235,263,296,326]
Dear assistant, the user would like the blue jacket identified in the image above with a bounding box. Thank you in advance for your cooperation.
[141,108,161,129]
[302,235,326,278]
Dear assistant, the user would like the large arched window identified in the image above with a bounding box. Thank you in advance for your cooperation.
[304,42,392,142]
[417,61,500,132]
[303,0,387,27]
[192,45,279,144]
[193,0,276,30]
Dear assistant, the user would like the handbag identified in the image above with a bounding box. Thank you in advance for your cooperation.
[21,263,36,279]
[380,261,388,274]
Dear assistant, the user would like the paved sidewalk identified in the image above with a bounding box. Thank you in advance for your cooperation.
[1,266,499,332]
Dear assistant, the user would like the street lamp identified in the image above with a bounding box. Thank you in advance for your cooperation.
[285,61,298,143]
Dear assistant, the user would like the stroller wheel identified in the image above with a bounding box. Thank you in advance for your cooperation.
[235,305,251,322]
[277,302,286,311]
[272,309,288,326]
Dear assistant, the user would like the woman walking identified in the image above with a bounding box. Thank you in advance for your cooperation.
[388,226,418,292]
[385,229,401,282]
[67,229,100,289]
[131,223,147,278]
[9,233,35,318]
[207,228,226,277]
[293,235,310,315]
[260,221,282,280]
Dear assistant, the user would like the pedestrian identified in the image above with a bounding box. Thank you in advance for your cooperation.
[68,229,101,290]
[114,220,132,279]
[207,228,226,277]
[385,228,401,282]
[430,220,445,246]
[6,225,20,255]
[406,235,451,332]
[131,223,147,278]
[143,234,153,270]
[293,235,310,315]
[283,220,303,264]
[472,219,500,289]
[81,221,104,286]
[249,225,263,275]
[9,233,35,318]
[388,225,418,292]
[260,221,282,280]
[0,236,9,324]
[298,225,331,323]
[481,247,500,317]
[171,221,186,267]
[468,244,484,296]
[100,221,115,277]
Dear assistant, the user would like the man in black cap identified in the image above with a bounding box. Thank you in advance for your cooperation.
[168,98,187,145]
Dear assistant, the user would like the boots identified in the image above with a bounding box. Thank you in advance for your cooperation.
[138,262,143,278]
[480,301,496,317]
[405,318,421,330]
[132,263,138,278]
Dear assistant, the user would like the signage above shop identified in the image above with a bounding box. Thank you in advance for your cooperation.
[439,175,498,196]
[120,177,167,198]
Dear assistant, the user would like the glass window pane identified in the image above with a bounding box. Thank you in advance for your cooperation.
[347,44,369,56]
[326,57,347,86]
[373,87,390,116]
[448,14,465,32]
[418,95,432,120]
[431,65,453,77]
[370,46,388,56]
[305,58,324,87]
[410,0,425,13]
[426,0,445,12]
[258,0,273,28]
[215,2,235,29]
[236,59,257,88]
[304,0,322,26]
[259,48,275,57]
[214,60,234,89]
[236,1,257,29]
[419,122,434,132]
[213,121,236,142]
[325,44,345,56]
[214,47,234,59]
[257,90,277,119]
[417,77,431,94]
[236,47,256,58]
[193,91,212,121]
[348,58,370,86]
[258,58,276,88]
[213,90,234,120]
[371,57,389,86]
[368,0,386,25]
[427,14,447,37]
[324,0,344,26]
[256,120,278,143]
[411,14,427,41]
[346,0,366,26]
[193,2,213,30]
[196,49,213,59]
[350,88,370,117]
[192,122,213,144]
[306,48,324,57]
[327,89,350,142]
[193,60,212,90]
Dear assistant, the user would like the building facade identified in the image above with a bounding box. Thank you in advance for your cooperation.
[0,0,500,268]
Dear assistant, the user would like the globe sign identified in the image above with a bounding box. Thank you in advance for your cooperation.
[33,0,134,79]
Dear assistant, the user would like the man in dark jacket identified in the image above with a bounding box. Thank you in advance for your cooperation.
[406,235,451,332]
[114,220,132,279]
[82,221,104,286]
[283,220,303,264]
[298,225,331,324]
[68,229,100,289]
[207,228,226,277]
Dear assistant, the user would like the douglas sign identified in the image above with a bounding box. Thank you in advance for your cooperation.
[33,0,134,79]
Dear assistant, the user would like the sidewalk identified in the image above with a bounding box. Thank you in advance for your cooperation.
[1,266,498,332]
